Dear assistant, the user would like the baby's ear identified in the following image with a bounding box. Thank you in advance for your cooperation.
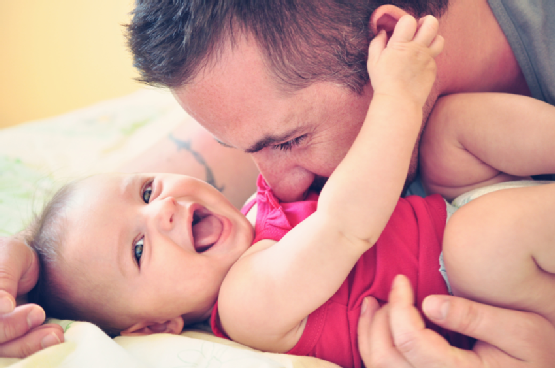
[120,317,184,336]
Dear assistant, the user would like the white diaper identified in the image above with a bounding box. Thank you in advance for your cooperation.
[451,180,551,208]
[439,180,551,295]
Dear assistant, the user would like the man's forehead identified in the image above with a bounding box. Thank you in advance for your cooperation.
[172,34,371,152]
[172,35,297,123]
[175,87,302,152]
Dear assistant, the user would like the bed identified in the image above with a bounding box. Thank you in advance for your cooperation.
[0,88,341,368]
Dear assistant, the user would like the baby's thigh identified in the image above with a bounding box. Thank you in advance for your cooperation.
[442,183,555,321]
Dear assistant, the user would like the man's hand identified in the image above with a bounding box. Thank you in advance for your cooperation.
[0,236,64,358]
[358,275,555,367]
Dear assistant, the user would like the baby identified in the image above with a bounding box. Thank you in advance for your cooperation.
[26,15,555,368]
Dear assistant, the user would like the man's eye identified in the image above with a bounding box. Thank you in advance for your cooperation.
[272,135,306,151]
[142,181,153,203]
[134,237,144,266]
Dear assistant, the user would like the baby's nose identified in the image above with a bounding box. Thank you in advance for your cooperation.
[154,196,178,231]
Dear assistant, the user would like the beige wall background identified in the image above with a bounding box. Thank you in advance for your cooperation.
[0,0,142,128]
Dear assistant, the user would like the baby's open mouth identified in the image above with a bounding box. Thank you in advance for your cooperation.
[192,207,223,253]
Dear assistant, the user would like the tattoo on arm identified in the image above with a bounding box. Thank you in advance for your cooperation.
[169,133,225,192]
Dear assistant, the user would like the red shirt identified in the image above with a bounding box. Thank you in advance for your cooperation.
[212,176,471,368]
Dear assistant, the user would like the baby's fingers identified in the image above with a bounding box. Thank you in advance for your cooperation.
[428,34,444,58]
[368,30,388,68]
[413,15,440,47]
[389,15,418,45]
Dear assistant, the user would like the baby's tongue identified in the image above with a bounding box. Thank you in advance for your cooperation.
[192,215,223,252]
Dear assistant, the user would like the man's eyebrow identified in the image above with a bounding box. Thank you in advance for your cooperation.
[215,129,303,154]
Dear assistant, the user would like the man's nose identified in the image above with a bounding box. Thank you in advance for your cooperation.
[252,155,314,202]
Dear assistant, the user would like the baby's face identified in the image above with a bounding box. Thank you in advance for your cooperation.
[62,173,254,329]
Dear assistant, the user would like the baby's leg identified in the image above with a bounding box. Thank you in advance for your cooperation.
[443,183,555,325]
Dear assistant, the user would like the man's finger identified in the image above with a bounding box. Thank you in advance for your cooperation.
[0,237,39,298]
[0,292,15,315]
[359,296,412,368]
[389,276,482,368]
[423,294,553,359]
[358,297,380,362]
[388,275,427,355]
[0,247,22,299]
[0,323,63,358]
[0,304,46,344]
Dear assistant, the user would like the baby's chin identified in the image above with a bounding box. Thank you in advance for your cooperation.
[182,308,214,327]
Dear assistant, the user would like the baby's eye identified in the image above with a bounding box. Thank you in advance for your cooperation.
[134,237,144,266]
[142,180,153,203]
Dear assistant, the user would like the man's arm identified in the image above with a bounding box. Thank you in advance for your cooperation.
[358,275,555,368]
[421,93,555,200]
[120,116,259,209]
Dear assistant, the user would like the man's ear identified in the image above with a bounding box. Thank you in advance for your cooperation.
[369,5,410,37]
[120,316,185,336]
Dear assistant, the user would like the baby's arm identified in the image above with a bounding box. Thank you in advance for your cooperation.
[219,15,443,352]
[421,93,555,200]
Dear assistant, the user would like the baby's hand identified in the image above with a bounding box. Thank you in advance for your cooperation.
[367,15,444,107]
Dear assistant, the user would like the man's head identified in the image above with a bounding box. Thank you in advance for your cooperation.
[128,1,449,201]
[28,173,253,336]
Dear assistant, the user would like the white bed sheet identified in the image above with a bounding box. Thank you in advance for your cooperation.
[0,319,338,368]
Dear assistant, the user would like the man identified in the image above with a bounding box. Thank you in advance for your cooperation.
[1,0,554,366]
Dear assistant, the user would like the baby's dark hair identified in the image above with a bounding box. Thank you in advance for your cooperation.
[26,179,124,337]
[127,0,449,93]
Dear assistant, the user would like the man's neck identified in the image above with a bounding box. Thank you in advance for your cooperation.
[435,0,530,96]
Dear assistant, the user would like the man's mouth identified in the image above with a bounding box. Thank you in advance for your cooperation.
[309,176,328,194]
[191,207,223,253]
